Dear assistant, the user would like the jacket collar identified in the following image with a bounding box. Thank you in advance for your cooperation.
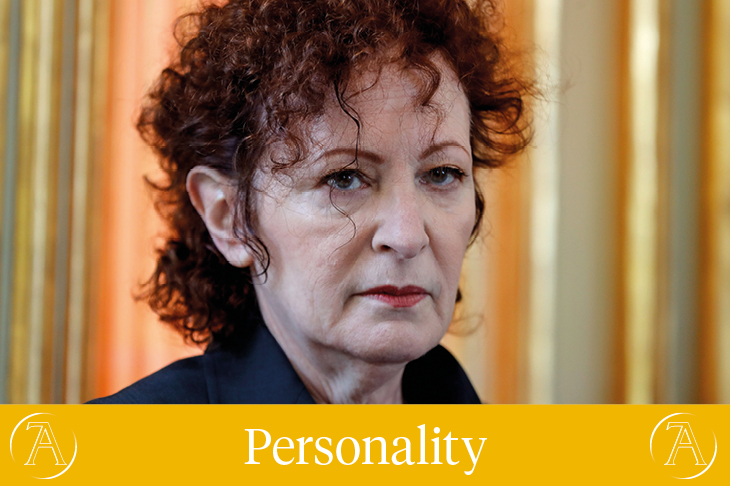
[204,319,316,404]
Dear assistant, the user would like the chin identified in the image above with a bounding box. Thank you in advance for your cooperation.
[338,319,446,365]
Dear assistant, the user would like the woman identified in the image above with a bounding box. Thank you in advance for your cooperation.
[90,0,530,404]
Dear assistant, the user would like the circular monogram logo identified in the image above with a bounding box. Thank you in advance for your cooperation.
[650,413,716,479]
[9,413,77,479]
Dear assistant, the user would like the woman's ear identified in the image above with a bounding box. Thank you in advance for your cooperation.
[186,166,254,268]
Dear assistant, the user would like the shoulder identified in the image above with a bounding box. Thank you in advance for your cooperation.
[402,344,481,404]
[85,319,310,404]
[86,355,209,404]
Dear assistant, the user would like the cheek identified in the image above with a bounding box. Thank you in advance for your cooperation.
[258,207,361,297]
[434,196,476,284]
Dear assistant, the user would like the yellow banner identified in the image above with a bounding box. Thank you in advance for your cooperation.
[2,405,727,484]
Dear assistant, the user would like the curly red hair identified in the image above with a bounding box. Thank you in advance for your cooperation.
[138,0,532,345]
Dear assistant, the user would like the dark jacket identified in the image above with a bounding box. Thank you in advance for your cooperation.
[88,318,481,404]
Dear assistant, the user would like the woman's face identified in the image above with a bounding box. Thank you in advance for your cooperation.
[251,60,475,365]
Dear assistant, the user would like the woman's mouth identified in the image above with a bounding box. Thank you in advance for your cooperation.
[358,285,428,308]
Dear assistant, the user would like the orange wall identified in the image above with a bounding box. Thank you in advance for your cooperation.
[94,0,200,398]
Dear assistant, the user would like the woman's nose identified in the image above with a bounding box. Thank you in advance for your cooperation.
[371,183,430,259]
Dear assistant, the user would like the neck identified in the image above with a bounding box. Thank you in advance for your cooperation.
[262,316,406,404]
[296,355,405,404]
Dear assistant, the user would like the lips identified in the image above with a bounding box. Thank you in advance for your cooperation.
[358,285,428,308]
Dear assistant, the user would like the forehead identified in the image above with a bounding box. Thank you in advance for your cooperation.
[348,55,465,112]
[316,58,470,145]
[258,56,471,178]
[256,58,470,169]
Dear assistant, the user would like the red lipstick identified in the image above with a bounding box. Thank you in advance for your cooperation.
[358,285,427,308]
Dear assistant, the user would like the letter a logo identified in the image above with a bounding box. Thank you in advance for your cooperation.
[24,422,67,466]
[664,422,706,466]
[9,413,77,479]
[650,413,717,480]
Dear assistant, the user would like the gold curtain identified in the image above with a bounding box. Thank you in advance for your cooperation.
[0,0,200,404]
[448,0,729,404]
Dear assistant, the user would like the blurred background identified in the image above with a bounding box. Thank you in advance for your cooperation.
[0,0,727,404]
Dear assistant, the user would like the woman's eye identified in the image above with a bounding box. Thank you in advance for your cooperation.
[424,167,463,186]
[326,170,364,191]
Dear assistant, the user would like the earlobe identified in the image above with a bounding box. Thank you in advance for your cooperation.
[186,166,254,268]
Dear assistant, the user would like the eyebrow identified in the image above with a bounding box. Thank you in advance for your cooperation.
[319,140,471,163]
[419,141,471,160]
